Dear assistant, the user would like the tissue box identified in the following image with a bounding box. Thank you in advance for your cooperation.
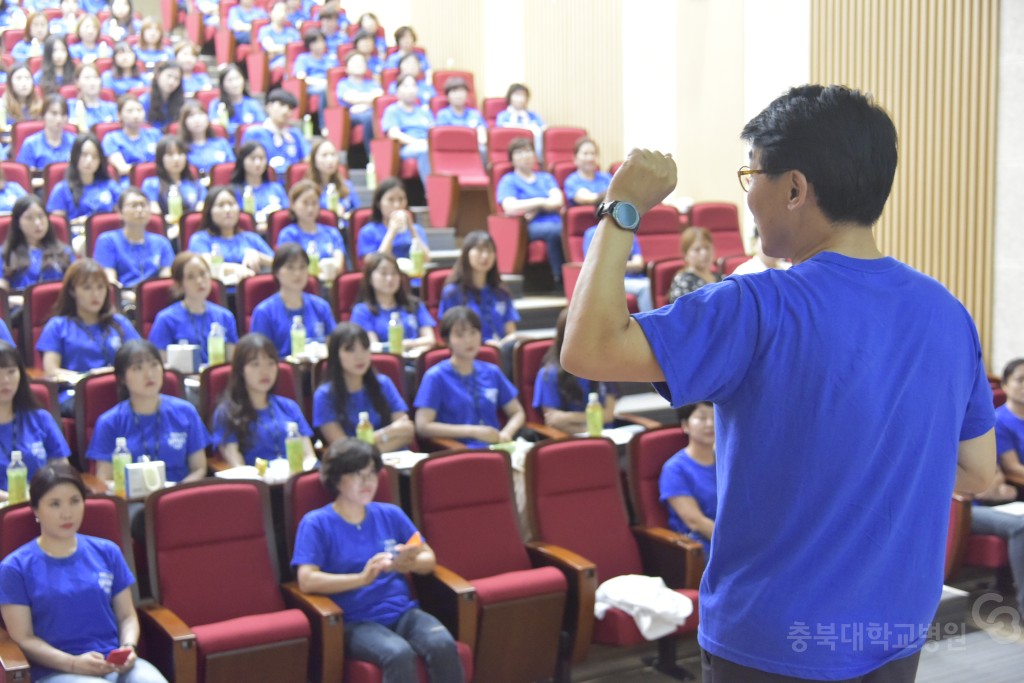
[125,460,166,498]
[167,343,201,374]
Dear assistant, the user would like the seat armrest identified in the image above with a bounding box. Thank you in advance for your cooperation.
[0,629,30,682]
[138,603,197,683]
[411,565,478,650]
[80,472,108,495]
[526,422,568,441]
[526,542,597,664]
[281,582,344,683]
[632,526,704,590]
[486,214,528,275]
[421,436,466,453]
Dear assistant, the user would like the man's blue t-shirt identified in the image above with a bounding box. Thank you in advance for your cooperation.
[634,252,995,678]
[312,375,407,432]
[414,359,517,448]
[93,229,175,288]
[211,394,313,465]
[658,448,716,553]
[0,535,134,681]
[239,126,310,176]
[87,395,210,483]
[292,502,419,625]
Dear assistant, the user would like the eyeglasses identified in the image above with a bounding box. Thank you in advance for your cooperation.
[737,165,769,192]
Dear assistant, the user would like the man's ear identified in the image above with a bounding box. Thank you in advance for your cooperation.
[788,170,809,209]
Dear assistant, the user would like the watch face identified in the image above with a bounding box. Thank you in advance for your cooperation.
[614,202,640,229]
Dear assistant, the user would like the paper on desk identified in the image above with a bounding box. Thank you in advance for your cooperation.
[992,501,1024,516]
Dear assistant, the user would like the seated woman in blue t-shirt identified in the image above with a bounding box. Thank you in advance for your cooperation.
[532,308,616,434]
[0,465,168,683]
[211,333,315,467]
[357,178,430,267]
[384,53,436,103]
[292,439,463,682]
[250,243,336,356]
[0,195,74,292]
[0,341,71,500]
[495,83,545,154]
[149,252,239,364]
[380,75,435,187]
[563,137,613,206]
[179,100,235,175]
[102,95,162,178]
[292,28,337,99]
[306,139,358,225]
[139,61,184,131]
[414,306,525,449]
[313,322,414,451]
[45,132,123,225]
[437,230,518,345]
[658,401,717,554]
[231,141,289,225]
[38,258,141,414]
[15,94,75,171]
[207,64,266,143]
[142,135,207,219]
[88,339,209,486]
[187,185,274,278]
[100,42,150,97]
[276,180,347,279]
[94,188,175,289]
[350,253,435,351]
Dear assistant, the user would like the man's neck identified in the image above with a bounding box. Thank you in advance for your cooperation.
[789,222,883,264]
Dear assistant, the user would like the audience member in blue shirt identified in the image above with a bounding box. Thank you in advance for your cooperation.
[495,83,546,155]
[102,0,141,42]
[350,30,383,75]
[2,64,43,131]
[496,137,565,283]
[257,2,301,71]
[88,340,209,485]
[38,258,141,413]
[149,252,239,363]
[353,13,386,57]
[208,64,267,142]
[350,253,435,350]
[134,18,173,70]
[0,342,71,496]
[564,137,613,206]
[231,141,289,224]
[69,63,119,130]
[659,402,717,554]
[94,188,174,288]
[582,224,652,311]
[531,308,616,433]
[357,178,430,271]
[15,94,75,170]
[414,307,525,449]
[435,78,486,149]
[142,135,207,218]
[227,0,269,45]
[178,101,235,174]
[187,185,274,277]
[335,51,384,149]
[0,2,26,36]
[0,465,167,683]
[306,138,359,225]
[384,26,432,73]
[46,6,80,38]
[0,195,74,291]
[34,36,74,96]
[293,28,338,99]
[174,42,212,95]
[291,440,463,683]
[9,11,47,62]
[437,230,519,343]
[285,0,315,28]
[239,88,310,177]
[102,95,161,177]
[100,42,149,96]
[996,359,1024,482]
[276,180,346,276]
[140,61,184,131]
[250,244,336,356]
[317,3,348,54]
[211,333,315,466]
[68,15,113,63]
[46,133,122,223]
[381,75,435,186]
[313,322,415,449]
[0,166,27,214]
[385,51,436,100]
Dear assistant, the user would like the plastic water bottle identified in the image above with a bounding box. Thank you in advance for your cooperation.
[242,185,256,216]
[306,241,320,277]
[325,183,339,215]
[167,184,183,224]
[207,321,226,366]
[356,411,374,445]
[290,315,306,356]
[285,421,304,474]
[217,101,229,129]
[387,311,403,354]
[210,243,224,279]
[74,99,87,133]
[409,237,424,278]
[112,437,132,498]
[586,391,603,437]
[7,451,27,504]
[366,157,377,191]
[0,97,8,133]
[302,114,314,138]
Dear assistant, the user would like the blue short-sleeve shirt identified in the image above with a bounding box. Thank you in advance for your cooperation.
[350,302,434,341]
[0,245,74,290]
[0,409,71,489]
[188,230,273,263]
[356,221,428,260]
[149,301,239,363]
[437,283,519,342]
[380,103,434,140]
[335,77,381,109]
[101,127,161,166]
[318,179,359,218]
[995,405,1024,458]
[188,136,236,174]
[496,171,561,228]
[211,394,312,464]
[435,106,484,129]
[15,130,76,170]
[414,359,517,448]
[276,223,347,259]
[93,229,175,288]
[564,170,612,205]
[37,314,140,371]
[658,448,717,552]
[207,96,266,141]
[45,179,122,221]
[0,182,27,213]
[250,292,336,356]
[141,177,207,215]
[312,375,408,432]
[240,126,310,177]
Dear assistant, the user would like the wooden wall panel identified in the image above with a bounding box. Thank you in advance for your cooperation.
[411,0,486,86]
[811,0,998,358]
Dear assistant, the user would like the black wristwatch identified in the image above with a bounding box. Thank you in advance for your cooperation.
[596,200,641,232]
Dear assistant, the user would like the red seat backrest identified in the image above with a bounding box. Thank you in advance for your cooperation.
[1,162,31,193]
[136,277,226,338]
[564,205,597,262]
[513,338,553,424]
[431,70,476,99]
[147,481,286,625]
[24,281,64,367]
[626,426,687,528]
[332,271,362,321]
[413,451,533,580]
[85,213,166,258]
[635,204,681,262]
[487,127,532,166]
[429,126,487,185]
[372,95,397,138]
[542,127,586,169]
[551,161,575,190]
[209,162,236,188]
[199,361,300,428]
[690,201,744,258]
[526,438,643,583]
[348,207,373,269]
[237,273,319,333]
[130,161,158,188]
[422,268,452,320]
[482,97,505,127]
[651,257,685,308]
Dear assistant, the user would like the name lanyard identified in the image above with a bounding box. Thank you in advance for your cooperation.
[0,416,21,459]
[474,289,497,341]
[131,399,163,459]
[75,320,114,365]
[183,303,209,344]
[452,361,484,425]
[258,399,286,458]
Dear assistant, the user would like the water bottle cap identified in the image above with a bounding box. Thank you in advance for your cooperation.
[359,411,369,420]
[286,421,299,433]
[589,392,599,402]
[293,315,303,324]
[10,450,21,462]
[116,437,127,447]
[391,311,400,319]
